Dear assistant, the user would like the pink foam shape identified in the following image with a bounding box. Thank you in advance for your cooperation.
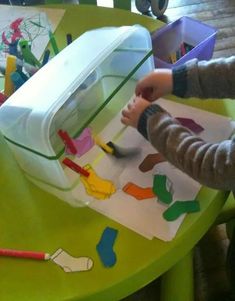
[66,128,94,157]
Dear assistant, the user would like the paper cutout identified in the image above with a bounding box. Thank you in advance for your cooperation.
[163,200,200,221]
[50,248,93,273]
[81,178,109,200]
[96,227,118,268]
[122,182,155,200]
[153,174,173,205]
[139,153,166,172]
[176,117,204,134]
[80,164,116,200]
[66,128,94,157]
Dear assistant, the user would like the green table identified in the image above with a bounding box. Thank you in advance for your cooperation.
[0,5,233,301]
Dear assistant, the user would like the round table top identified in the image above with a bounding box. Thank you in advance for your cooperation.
[0,4,232,301]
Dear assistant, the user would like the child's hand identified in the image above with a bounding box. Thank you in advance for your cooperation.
[121,96,151,128]
[135,69,173,101]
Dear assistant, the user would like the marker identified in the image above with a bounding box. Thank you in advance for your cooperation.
[49,30,59,55]
[0,92,8,105]
[10,71,26,90]
[58,129,77,155]
[94,136,114,154]
[20,61,39,76]
[0,63,5,75]
[180,43,186,56]
[9,40,19,57]
[176,49,181,60]
[0,248,50,260]
[4,55,17,97]
[66,33,73,45]
[170,52,177,64]
[16,69,29,82]
[62,157,90,177]
[0,58,39,77]
[42,49,50,66]
[19,39,41,67]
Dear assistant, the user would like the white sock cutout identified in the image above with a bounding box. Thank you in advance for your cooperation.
[51,248,93,272]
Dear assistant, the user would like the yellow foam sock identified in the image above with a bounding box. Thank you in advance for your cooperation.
[80,177,108,200]
[81,165,116,199]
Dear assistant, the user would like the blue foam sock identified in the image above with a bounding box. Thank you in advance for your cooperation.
[96,227,118,268]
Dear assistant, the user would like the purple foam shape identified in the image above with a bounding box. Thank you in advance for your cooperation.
[66,127,94,157]
[176,117,204,134]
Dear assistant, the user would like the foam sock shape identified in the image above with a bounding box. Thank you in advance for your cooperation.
[80,176,108,200]
[122,182,155,200]
[96,227,118,268]
[163,200,200,221]
[139,153,166,172]
[66,127,94,157]
[176,117,204,134]
[81,164,116,198]
[50,248,93,272]
[153,174,173,204]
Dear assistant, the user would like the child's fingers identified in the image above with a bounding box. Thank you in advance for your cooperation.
[121,116,131,126]
[121,108,133,125]
[122,107,132,117]
[127,103,133,110]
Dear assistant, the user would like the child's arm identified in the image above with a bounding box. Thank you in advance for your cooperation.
[135,56,235,100]
[173,56,235,99]
[121,97,235,192]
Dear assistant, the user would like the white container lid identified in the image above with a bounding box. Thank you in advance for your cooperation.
[0,25,153,157]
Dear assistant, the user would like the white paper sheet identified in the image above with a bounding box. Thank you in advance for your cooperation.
[71,98,235,241]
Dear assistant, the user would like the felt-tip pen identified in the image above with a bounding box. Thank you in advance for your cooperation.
[0,248,50,260]
[0,58,39,76]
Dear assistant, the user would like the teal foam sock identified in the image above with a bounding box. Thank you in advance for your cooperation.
[96,227,118,268]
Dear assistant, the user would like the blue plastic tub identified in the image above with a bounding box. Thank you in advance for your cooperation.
[151,16,217,68]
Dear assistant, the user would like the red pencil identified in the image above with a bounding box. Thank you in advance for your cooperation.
[0,248,50,260]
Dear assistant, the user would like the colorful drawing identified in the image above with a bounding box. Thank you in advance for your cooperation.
[0,13,51,60]
[0,6,65,61]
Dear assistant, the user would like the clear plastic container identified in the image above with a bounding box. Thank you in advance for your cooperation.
[0,25,154,206]
[151,16,217,68]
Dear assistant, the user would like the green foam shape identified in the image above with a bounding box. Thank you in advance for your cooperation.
[163,200,200,221]
[153,174,172,204]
